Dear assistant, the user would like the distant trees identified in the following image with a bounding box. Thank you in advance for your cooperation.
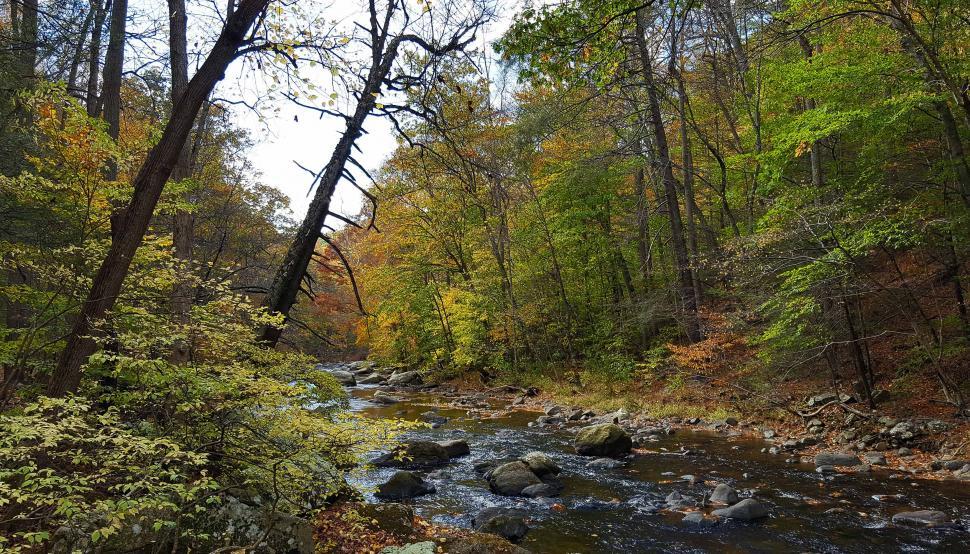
[345,0,970,411]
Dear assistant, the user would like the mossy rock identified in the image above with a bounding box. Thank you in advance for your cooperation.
[574,423,632,457]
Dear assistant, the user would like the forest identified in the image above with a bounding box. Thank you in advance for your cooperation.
[1,0,969,553]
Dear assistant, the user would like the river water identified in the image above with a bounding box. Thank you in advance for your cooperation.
[343,382,970,553]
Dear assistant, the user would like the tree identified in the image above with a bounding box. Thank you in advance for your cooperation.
[498,0,703,342]
[168,0,194,360]
[100,0,126,200]
[257,0,493,347]
[48,0,274,397]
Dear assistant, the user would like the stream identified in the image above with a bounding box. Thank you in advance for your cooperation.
[338,373,970,553]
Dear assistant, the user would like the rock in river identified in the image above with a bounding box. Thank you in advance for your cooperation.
[486,461,542,496]
[373,441,451,468]
[360,373,386,385]
[372,391,402,405]
[420,410,449,426]
[375,471,436,500]
[665,491,696,510]
[439,439,470,459]
[329,370,356,386]
[521,483,561,498]
[891,510,954,527]
[574,423,633,457]
[473,507,529,543]
[586,457,626,469]
[682,512,716,526]
[814,452,860,467]
[520,451,561,477]
[441,532,532,554]
[709,483,739,505]
[711,498,769,521]
[387,370,423,386]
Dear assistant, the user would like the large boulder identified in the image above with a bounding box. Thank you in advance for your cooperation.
[372,391,402,405]
[439,439,471,459]
[388,370,423,386]
[373,441,451,468]
[486,461,542,496]
[574,423,632,457]
[376,471,436,500]
[329,370,357,386]
[891,510,954,527]
[355,503,415,537]
[472,507,529,543]
[360,373,386,385]
[814,452,860,467]
[520,452,561,477]
[711,498,768,521]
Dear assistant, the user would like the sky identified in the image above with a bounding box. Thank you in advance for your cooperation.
[221,0,527,222]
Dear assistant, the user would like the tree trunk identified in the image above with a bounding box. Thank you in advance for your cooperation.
[66,5,95,98]
[257,27,410,347]
[259,104,381,346]
[48,0,271,397]
[937,101,970,207]
[889,13,970,205]
[636,8,700,342]
[168,0,195,361]
[21,0,38,78]
[101,0,127,184]
[797,36,825,191]
[85,0,109,117]
[633,166,652,285]
[670,11,703,309]
[9,0,19,42]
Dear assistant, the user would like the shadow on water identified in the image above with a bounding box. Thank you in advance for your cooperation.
[341,383,970,553]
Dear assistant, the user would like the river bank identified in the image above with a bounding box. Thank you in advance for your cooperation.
[421,365,970,481]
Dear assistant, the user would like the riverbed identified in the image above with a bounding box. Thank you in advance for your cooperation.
[343,381,969,553]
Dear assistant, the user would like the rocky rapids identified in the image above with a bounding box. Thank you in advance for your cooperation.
[321,362,970,553]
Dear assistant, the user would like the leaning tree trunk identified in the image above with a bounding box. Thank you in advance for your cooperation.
[635,8,701,342]
[66,5,95,97]
[257,35,403,347]
[48,0,271,397]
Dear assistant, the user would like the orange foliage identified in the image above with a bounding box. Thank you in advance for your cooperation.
[666,310,753,376]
